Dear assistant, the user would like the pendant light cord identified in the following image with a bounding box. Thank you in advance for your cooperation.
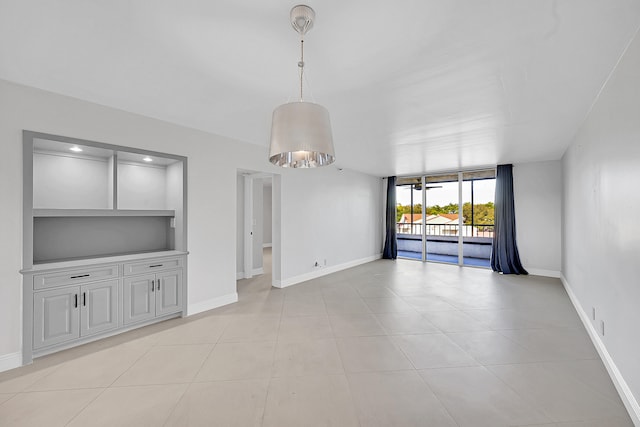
[298,39,304,101]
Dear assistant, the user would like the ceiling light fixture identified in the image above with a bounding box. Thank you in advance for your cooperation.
[69,146,83,152]
[268,4,335,168]
[143,156,153,162]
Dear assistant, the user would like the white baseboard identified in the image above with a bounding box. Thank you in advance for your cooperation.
[527,268,561,278]
[560,274,640,426]
[263,243,272,248]
[0,351,22,373]
[273,253,382,288]
[187,292,238,316]
[237,268,264,280]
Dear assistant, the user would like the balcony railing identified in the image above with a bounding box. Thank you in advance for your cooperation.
[396,223,494,238]
[396,223,494,266]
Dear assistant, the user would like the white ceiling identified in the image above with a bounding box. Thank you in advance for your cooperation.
[2,1,639,177]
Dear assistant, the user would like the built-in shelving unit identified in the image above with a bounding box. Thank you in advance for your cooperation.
[21,131,188,365]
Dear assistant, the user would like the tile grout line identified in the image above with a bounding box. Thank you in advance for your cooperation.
[482,362,563,424]
[62,387,109,427]
[101,342,156,389]
[159,382,192,426]
[414,370,462,427]
[259,288,286,426]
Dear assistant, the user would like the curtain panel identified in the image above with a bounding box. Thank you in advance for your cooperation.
[491,164,528,274]
[382,176,397,259]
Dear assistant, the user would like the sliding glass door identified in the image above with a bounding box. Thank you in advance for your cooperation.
[424,174,460,264]
[396,177,423,260]
[396,169,495,267]
[461,170,496,267]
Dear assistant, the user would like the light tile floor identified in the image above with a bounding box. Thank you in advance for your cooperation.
[0,249,633,426]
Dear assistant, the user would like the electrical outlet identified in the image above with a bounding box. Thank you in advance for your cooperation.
[601,320,605,336]
[592,307,596,321]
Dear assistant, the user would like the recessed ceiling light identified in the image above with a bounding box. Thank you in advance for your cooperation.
[69,146,83,152]
[143,156,153,162]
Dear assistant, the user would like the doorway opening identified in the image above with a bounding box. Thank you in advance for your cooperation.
[236,171,280,292]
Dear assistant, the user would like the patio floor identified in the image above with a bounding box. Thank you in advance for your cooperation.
[398,250,491,268]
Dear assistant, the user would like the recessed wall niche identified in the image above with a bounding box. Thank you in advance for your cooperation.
[21,131,188,365]
[117,151,183,211]
[33,139,114,209]
[26,135,186,264]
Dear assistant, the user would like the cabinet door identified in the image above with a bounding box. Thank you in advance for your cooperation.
[80,279,119,337]
[123,274,155,325]
[156,270,183,316]
[33,287,80,349]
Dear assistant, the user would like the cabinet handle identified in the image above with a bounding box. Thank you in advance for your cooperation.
[151,280,155,292]
[74,294,78,308]
[70,274,90,279]
[157,280,160,291]
[149,264,163,268]
[83,292,86,306]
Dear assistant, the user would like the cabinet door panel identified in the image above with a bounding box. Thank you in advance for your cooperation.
[34,288,80,349]
[81,279,118,336]
[123,274,155,324]
[156,270,183,316]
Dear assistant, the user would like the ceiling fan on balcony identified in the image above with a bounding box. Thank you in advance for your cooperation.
[412,184,443,191]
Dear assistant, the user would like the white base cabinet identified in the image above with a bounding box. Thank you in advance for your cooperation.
[123,270,182,325]
[156,270,183,316]
[33,287,80,349]
[81,280,119,336]
[25,253,186,359]
[33,279,118,350]
[123,274,155,324]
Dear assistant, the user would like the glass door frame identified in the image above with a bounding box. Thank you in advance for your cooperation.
[423,171,464,266]
[421,175,427,262]
[397,168,495,267]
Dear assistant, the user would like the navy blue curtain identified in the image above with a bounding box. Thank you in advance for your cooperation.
[491,164,528,274]
[382,176,397,259]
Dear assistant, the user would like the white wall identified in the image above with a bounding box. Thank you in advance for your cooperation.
[236,174,244,277]
[280,168,383,281]
[513,160,562,276]
[263,181,272,246]
[0,79,383,368]
[562,30,640,419]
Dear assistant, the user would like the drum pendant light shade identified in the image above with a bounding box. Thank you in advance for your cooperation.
[268,5,335,168]
[269,101,335,168]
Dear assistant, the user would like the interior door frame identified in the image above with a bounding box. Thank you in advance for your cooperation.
[243,175,253,279]
[239,171,280,286]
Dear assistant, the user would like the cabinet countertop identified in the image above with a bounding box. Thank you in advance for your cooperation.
[21,250,189,274]
[33,209,176,217]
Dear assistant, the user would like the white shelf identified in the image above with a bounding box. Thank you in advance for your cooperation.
[33,209,175,217]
